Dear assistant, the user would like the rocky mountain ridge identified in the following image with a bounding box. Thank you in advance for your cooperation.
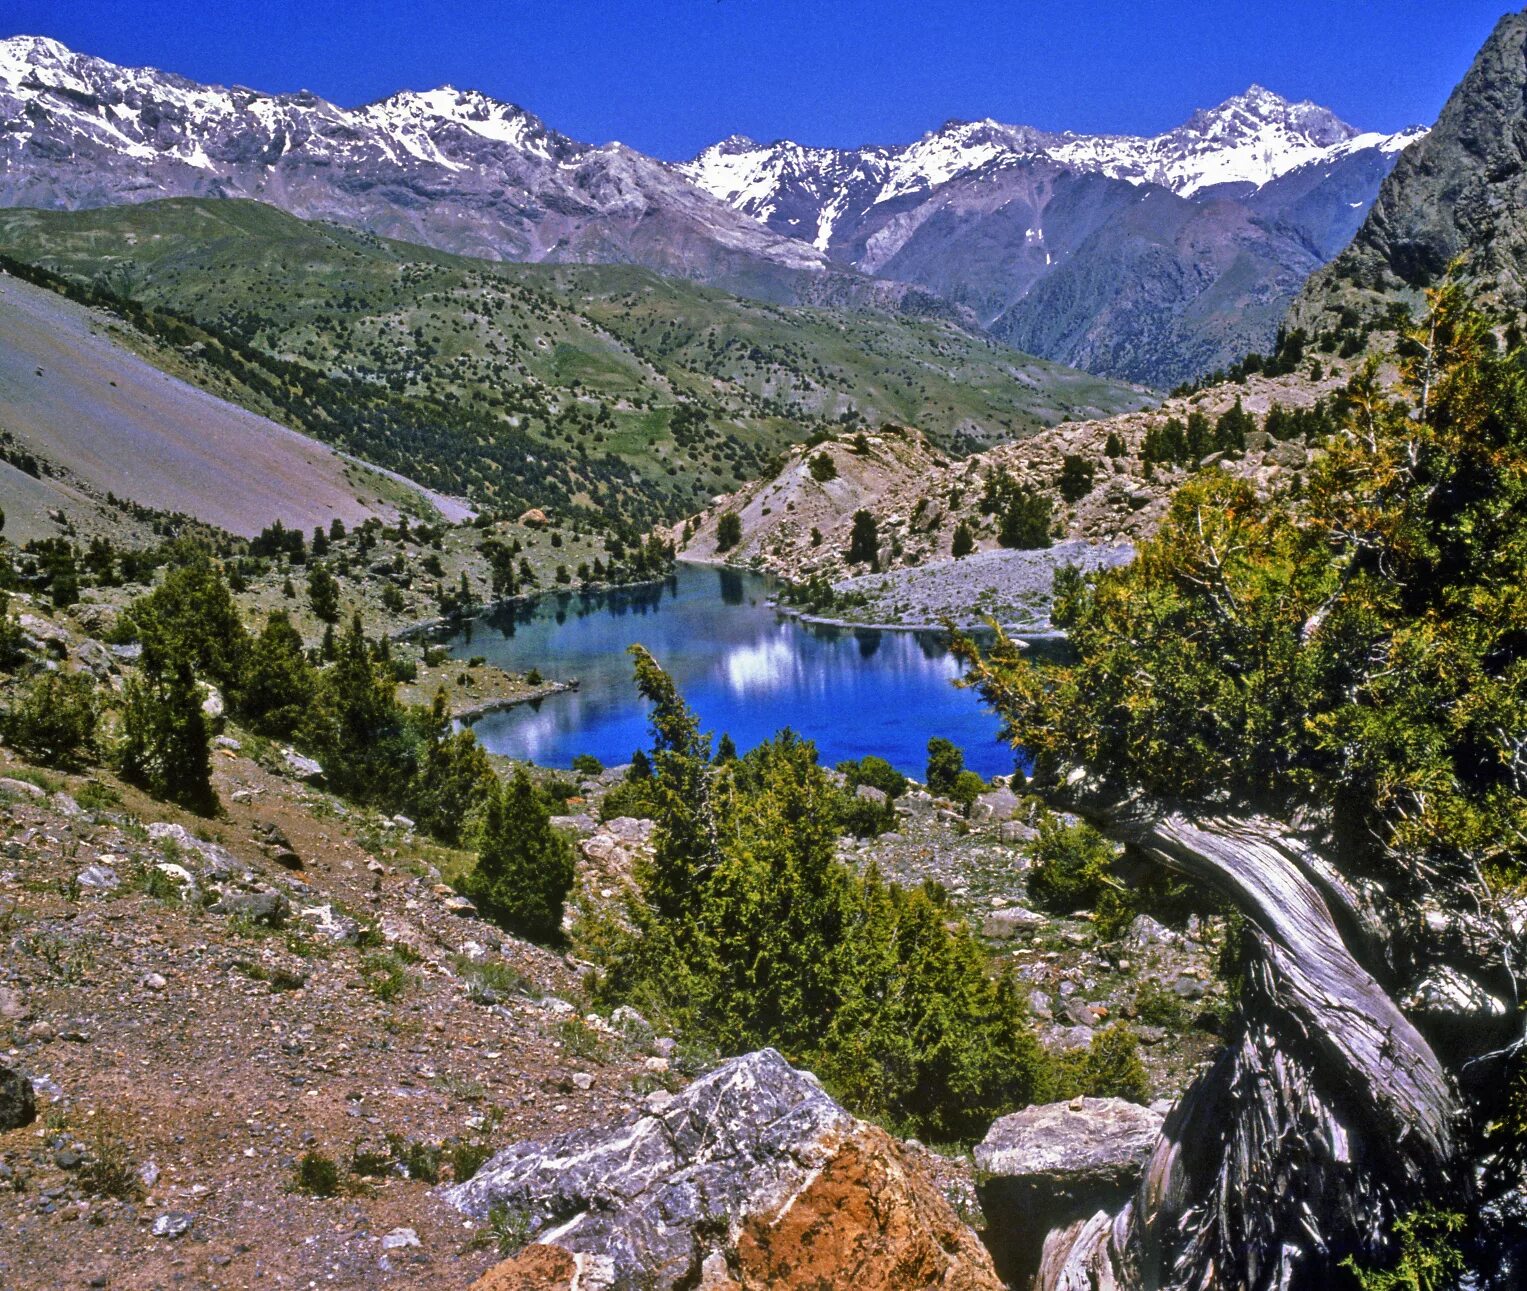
[0,34,913,313]
[683,89,1427,384]
[1291,7,1527,335]
[683,86,1420,231]
[0,34,1430,385]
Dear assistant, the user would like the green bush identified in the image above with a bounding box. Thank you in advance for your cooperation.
[118,657,214,811]
[925,737,964,795]
[600,775,658,821]
[808,452,838,482]
[1058,453,1096,502]
[845,510,879,565]
[461,769,575,943]
[716,511,743,552]
[2,671,97,769]
[1054,1023,1150,1104]
[950,769,986,812]
[293,1151,341,1197]
[1027,815,1118,913]
[837,755,907,800]
[1341,1206,1466,1291]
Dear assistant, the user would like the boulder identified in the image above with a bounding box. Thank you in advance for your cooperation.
[981,905,1046,939]
[855,783,889,806]
[76,863,120,892]
[0,986,30,1022]
[579,817,657,892]
[297,903,361,944]
[281,747,325,784]
[146,823,237,882]
[0,1064,37,1130]
[450,1049,1002,1291]
[970,786,1020,824]
[974,1096,1164,1288]
[210,887,289,927]
[998,820,1038,846]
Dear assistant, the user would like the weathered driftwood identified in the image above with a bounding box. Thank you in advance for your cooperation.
[1035,799,1462,1291]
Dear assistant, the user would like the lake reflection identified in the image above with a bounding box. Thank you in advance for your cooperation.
[445,563,1021,778]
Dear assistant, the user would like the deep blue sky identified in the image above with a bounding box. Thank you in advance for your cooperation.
[7,1,1512,158]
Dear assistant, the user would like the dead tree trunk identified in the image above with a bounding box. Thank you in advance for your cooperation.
[1038,804,1463,1291]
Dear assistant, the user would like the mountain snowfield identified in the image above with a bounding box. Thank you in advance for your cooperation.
[0,33,1428,384]
[682,87,1426,252]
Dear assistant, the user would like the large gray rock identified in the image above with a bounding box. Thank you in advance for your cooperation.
[970,786,1020,823]
[981,905,1045,939]
[147,822,237,882]
[0,1065,37,1130]
[445,1049,854,1288]
[210,888,289,927]
[975,1096,1164,1288]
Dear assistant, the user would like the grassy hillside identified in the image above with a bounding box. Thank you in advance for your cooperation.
[0,272,456,541]
[0,199,1149,530]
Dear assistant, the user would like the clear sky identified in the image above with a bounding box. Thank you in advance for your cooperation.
[6,1,1513,158]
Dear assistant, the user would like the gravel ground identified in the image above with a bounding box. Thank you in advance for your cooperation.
[829,541,1136,631]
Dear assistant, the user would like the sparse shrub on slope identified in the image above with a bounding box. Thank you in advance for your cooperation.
[2,671,97,770]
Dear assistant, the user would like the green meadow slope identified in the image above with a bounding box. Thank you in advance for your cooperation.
[0,199,1150,529]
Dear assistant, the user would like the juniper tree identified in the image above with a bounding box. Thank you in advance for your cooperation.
[461,768,574,943]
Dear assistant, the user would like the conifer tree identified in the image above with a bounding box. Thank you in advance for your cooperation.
[925,737,964,795]
[461,768,574,942]
[236,611,316,738]
[846,509,879,565]
[307,562,341,624]
[119,654,214,811]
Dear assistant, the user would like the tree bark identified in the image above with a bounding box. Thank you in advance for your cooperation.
[1037,802,1462,1291]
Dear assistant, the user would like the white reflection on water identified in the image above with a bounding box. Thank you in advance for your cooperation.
[445,564,1019,777]
[720,635,800,695]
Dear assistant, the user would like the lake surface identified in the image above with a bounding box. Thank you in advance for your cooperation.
[444,563,1029,779]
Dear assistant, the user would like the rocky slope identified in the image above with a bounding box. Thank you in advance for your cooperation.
[1291,8,1527,335]
[675,366,1349,628]
[0,584,1225,1289]
[685,90,1425,384]
[0,269,461,540]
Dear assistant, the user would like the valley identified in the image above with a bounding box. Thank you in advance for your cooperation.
[0,8,1524,1291]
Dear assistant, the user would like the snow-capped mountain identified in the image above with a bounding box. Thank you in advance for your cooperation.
[0,35,1429,385]
[0,34,856,303]
[683,87,1424,253]
[681,89,1426,384]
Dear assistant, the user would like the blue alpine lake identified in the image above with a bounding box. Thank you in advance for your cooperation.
[442,562,1041,779]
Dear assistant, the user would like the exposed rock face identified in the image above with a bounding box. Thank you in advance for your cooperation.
[974,1096,1164,1287]
[1292,9,1527,333]
[0,1064,37,1130]
[449,1049,1002,1290]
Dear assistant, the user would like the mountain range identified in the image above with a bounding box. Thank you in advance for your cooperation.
[0,34,1425,386]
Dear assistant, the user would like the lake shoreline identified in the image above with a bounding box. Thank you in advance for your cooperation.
[429,562,1019,778]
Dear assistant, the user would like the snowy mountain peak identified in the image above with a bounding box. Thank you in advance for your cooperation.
[685,87,1427,227]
